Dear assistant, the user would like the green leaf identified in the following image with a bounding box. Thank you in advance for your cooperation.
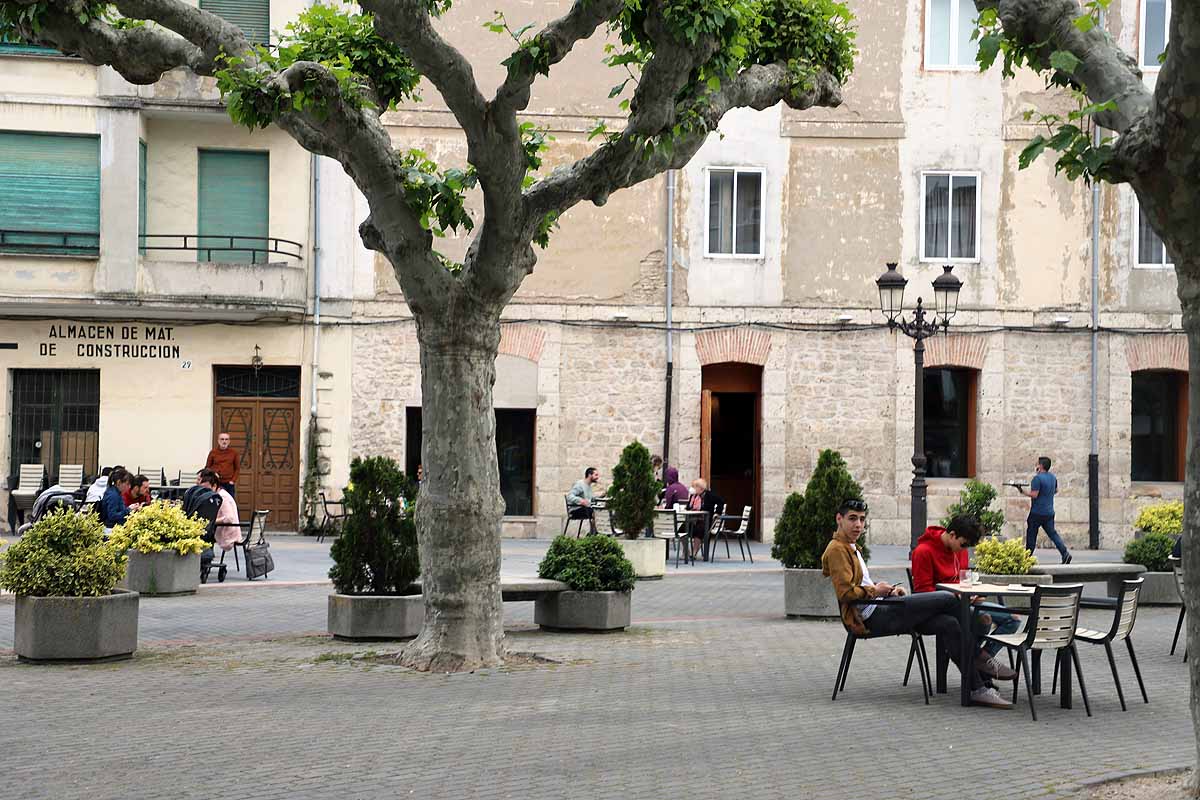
[1018,135,1047,169]
[1073,14,1096,33]
[1049,50,1081,74]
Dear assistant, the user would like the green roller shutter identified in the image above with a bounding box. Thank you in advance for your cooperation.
[198,149,269,264]
[0,132,100,255]
[0,33,58,55]
[138,140,147,254]
[199,0,271,44]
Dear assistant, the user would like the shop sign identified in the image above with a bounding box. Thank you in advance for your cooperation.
[38,323,183,360]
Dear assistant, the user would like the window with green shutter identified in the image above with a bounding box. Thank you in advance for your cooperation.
[0,132,100,256]
[197,149,270,264]
[139,140,147,255]
[199,0,271,44]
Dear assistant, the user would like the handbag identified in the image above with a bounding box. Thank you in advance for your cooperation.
[244,538,275,580]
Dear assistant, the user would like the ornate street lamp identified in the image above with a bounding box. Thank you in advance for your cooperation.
[875,263,964,552]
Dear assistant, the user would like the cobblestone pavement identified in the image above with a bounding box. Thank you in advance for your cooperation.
[0,568,1191,800]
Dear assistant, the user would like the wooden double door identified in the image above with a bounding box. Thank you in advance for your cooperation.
[213,398,300,529]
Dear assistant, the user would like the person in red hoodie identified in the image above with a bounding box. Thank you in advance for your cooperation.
[911,514,1021,681]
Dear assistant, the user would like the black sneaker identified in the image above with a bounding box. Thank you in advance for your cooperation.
[1062,553,1073,564]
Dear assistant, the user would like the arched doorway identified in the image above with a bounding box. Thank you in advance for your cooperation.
[700,362,762,539]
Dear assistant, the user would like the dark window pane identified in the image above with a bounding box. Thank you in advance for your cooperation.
[924,174,950,259]
[924,368,974,478]
[10,369,100,484]
[406,407,423,480]
[496,409,535,516]
[734,171,762,255]
[708,170,734,254]
[1131,370,1184,481]
[214,366,300,398]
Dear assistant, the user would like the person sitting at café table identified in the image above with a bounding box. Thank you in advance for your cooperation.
[686,479,724,558]
[198,469,242,551]
[86,465,119,504]
[910,514,1021,681]
[565,467,601,535]
[122,473,153,511]
[822,498,1011,709]
[659,466,689,509]
[99,468,133,529]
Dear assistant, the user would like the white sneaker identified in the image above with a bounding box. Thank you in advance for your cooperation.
[976,653,1018,680]
[970,686,1013,709]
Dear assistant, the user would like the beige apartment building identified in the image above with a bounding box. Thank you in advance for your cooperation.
[0,0,1186,549]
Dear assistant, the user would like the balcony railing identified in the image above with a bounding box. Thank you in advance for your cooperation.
[0,229,100,256]
[139,234,304,264]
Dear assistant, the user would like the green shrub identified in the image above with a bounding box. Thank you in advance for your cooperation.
[974,536,1038,575]
[537,535,636,593]
[607,440,657,539]
[1134,501,1184,537]
[0,509,126,597]
[771,449,866,569]
[940,479,1005,538]
[328,456,420,595]
[109,500,209,556]
[1124,531,1176,573]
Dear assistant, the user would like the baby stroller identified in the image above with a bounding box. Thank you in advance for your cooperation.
[182,485,227,584]
[15,486,79,534]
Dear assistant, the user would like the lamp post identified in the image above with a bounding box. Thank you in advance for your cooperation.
[875,262,964,552]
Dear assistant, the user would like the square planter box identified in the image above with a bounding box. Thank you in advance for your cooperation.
[617,538,665,580]
[119,551,200,596]
[1109,571,1179,605]
[327,593,423,640]
[785,566,908,618]
[535,591,631,631]
[15,589,139,662]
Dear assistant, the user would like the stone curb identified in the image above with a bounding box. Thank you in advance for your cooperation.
[1049,764,1191,799]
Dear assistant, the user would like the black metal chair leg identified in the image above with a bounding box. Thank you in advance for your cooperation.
[725,536,731,559]
[1104,641,1127,711]
[1172,606,1185,654]
[1071,644,1092,717]
[917,638,933,695]
[1125,637,1149,704]
[1011,647,1022,705]
[1020,649,1038,721]
[904,638,917,687]
[840,638,857,692]
[832,635,854,701]
[745,535,753,563]
[912,635,930,704]
[1052,652,1059,695]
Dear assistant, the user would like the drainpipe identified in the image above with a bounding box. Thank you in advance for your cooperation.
[310,153,321,420]
[1088,61,1103,550]
[663,170,675,472]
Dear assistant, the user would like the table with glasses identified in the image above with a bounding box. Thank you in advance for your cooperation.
[936,581,1075,709]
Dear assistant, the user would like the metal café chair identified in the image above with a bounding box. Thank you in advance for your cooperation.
[832,586,933,705]
[11,463,46,526]
[1170,556,1187,661]
[983,584,1088,721]
[57,464,85,492]
[652,507,690,567]
[710,505,753,562]
[1068,577,1148,711]
[317,492,347,543]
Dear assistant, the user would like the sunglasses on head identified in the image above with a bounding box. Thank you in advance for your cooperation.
[842,499,868,513]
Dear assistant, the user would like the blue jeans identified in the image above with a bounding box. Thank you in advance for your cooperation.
[975,608,1022,657]
[1026,513,1069,559]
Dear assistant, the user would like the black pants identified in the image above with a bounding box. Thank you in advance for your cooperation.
[568,506,596,533]
[221,483,236,498]
[865,590,984,689]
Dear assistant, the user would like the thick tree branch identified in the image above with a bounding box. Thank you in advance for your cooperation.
[524,63,842,224]
[975,0,1152,132]
[492,0,625,116]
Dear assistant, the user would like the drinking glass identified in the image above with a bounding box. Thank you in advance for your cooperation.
[958,568,970,585]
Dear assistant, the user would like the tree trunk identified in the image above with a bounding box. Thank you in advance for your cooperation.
[398,306,508,673]
[1179,260,1200,797]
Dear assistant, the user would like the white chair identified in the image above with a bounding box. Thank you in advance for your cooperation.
[57,464,84,492]
[1070,578,1148,711]
[11,463,46,517]
[651,507,690,567]
[711,506,753,562]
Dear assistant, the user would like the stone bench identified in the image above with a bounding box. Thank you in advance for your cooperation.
[500,578,569,602]
[501,578,630,631]
[1029,563,1146,608]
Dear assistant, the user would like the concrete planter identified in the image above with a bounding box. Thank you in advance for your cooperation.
[327,593,423,640]
[1110,571,1179,605]
[785,565,909,618]
[978,573,1052,611]
[119,551,200,596]
[535,590,631,631]
[617,537,665,580]
[14,589,139,662]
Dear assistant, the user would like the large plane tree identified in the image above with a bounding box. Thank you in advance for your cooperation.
[0,0,855,670]
[974,0,1200,789]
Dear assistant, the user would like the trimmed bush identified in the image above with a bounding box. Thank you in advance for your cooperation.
[109,500,208,556]
[329,456,420,595]
[771,449,866,569]
[1124,531,1176,573]
[607,440,657,539]
[1134,501,1183,537]
[940,479,1005,538]
[974,536,1038,575]
[537,535,636,593]
[0,509,126,597]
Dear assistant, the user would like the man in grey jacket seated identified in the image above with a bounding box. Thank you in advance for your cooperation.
[565,467,601,535]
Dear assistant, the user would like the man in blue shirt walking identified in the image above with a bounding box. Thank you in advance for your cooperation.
[1018,456,1072,564]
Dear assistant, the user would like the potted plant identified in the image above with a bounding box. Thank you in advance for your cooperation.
[974,536,1047,610]
[1123,501,1183,604]
[940,479,1005,537]
[534,535,636,631]
[606,439,664,579]
[327,456,421,640]
[0,508,137,661]
[774,450,889,618]
[110,500,208,596]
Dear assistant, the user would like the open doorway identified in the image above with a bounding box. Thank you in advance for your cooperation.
[700,363,762,539]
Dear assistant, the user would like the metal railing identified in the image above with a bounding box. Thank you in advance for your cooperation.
[0,229,100,255]
[139,234,304,263]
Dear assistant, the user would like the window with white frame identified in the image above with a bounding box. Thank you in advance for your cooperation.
[921,172,979,262]
[1135,200,1173,268]
[706,167,764,257]
[926,0,980,69]
[1140,0,1171,69]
